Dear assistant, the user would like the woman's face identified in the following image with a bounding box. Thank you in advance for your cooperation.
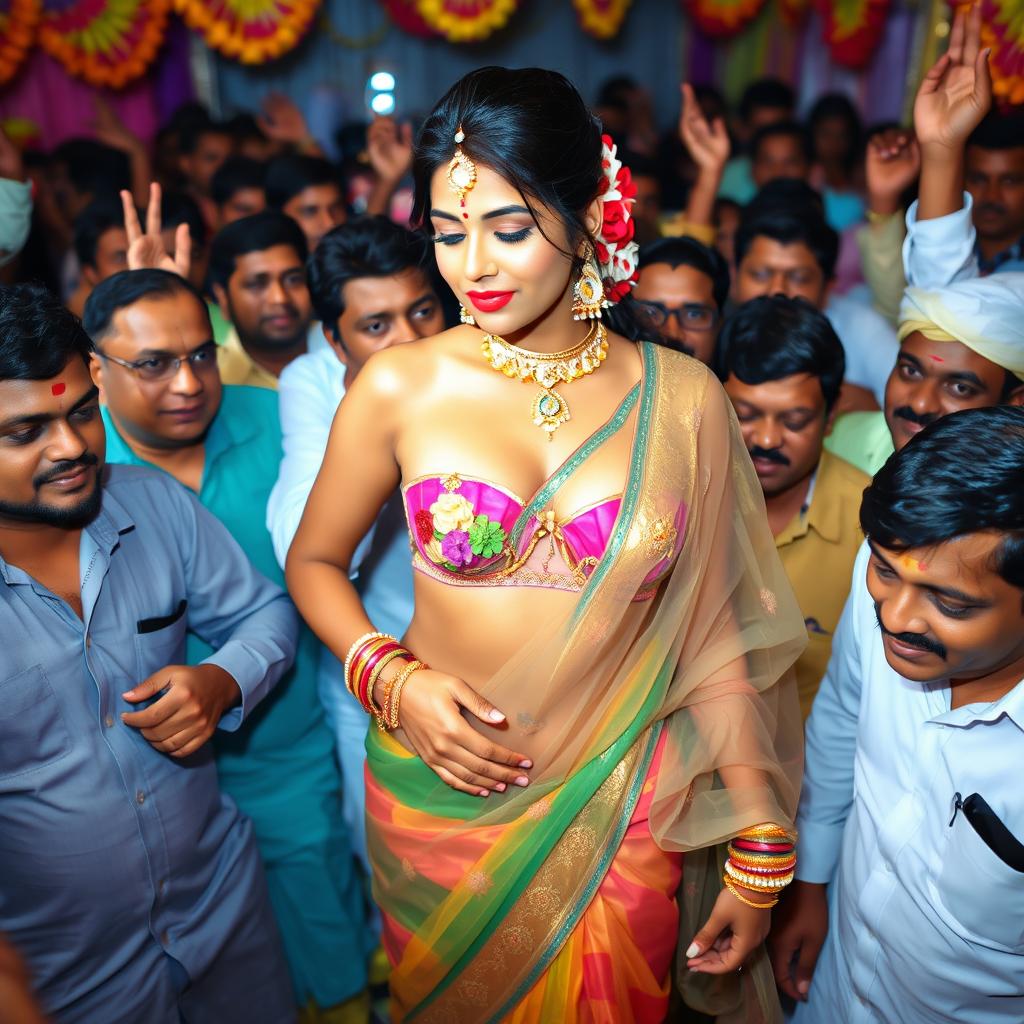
[428,161,577,335]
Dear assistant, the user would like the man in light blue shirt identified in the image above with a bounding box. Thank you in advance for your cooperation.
[0,283,297,1021]
[268,216,444,868]
[770,406,1024,1022]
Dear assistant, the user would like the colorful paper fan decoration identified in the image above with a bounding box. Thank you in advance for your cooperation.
[378,0,438,37]
[414,0,519,42]
[0,0,40,86]
[815,0,891,70]
[174,0,321,64]
[573,0,633,39]
[38,0,171,88]
[778,0,809,28]
[968,0,1024,106]
[682,0,767,39]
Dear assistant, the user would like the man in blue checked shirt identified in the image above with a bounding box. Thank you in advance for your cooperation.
[0,282,298,1022]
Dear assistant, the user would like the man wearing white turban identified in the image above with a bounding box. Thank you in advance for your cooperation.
[826,15,1024,476]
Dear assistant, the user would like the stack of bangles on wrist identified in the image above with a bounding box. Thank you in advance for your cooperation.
[723,823,797,909]
[343,631,428,732]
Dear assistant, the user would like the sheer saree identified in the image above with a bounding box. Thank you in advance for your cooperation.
[366,343,805,1023]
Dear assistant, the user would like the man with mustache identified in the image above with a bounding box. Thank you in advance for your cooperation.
[715,295,869,718]
[0,282,298,1021]
[770,406,1024,1022]
[210,209,326,390]
[86,268,372,1020]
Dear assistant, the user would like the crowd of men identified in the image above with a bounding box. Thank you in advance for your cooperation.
[1,10,1023,1022]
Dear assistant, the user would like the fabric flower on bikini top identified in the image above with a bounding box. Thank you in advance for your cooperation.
[430,492,476,534]
[468,514,506,559]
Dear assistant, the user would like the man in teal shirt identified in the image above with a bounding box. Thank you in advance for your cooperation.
[83,269,371,1023]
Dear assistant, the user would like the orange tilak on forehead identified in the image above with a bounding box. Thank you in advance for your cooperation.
[900,553,929,573]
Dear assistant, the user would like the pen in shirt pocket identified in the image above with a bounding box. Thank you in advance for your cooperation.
[949,791,1024,872]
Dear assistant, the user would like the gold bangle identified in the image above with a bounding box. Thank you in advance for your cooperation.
[365,648,410,718]
[348,637,398,697]
[728,847,798,869]
[723,877,778,909]
[343,632,393,692]
[384,660,426,731]
[736,823,796,842]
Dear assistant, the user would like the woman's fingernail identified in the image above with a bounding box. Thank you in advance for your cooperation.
[488,709,505,722]
[479,789,490,797]
[514,775,529,787]
[798,980,810,995]
[519,759,533,769]
[494,783,506,792]
[685,942,701,958]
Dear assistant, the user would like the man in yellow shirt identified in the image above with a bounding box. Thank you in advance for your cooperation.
[209,210,323,390]
[715,295,869,717]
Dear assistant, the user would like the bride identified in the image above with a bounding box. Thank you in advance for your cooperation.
[286,65,804,1023]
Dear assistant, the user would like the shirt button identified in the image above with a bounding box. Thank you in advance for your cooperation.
[104,714,114,728]
[136,791,145,806]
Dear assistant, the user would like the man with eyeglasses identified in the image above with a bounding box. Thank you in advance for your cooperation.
[632,236,729,364]
[84,269,372,1021]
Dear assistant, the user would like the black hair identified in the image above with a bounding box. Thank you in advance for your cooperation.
[595,75,637,111]
[735,208,839,280]
[52,138,131,199]
[747,178,826,220]
[967,111,1024,152]
[0,282,93,380]
[861,406,1024,591]
[713,295,845,413]
[179,118,230,156]
[224,112,267,146]
[411,66,652,343]
[618,149,659,182]
[211,156,267,208]
[160,190,208,247]
[308,216,433,336]
[638,236,730,312]
[83,269,208,343]
[808,92,865,172]
[264,154,342,209]
[73,197,126,270]
[693,84,727,121]
[738,79,795,122]
[751,121,815,166]
[207,210,309,290]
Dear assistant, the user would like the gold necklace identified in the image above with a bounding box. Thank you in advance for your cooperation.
[481,322,608,440]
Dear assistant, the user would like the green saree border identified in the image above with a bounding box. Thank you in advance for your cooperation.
[571,342,657,627]
[484,719,664,1024]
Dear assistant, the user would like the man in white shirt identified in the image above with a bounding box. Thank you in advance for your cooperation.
[770,405,1024,1023]
[267,215,445,866]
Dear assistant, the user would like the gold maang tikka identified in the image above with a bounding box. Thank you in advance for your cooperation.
[446,125,477,215]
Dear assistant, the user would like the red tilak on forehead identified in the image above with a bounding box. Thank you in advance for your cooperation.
[928,355,945,363]
[51,382,66,396]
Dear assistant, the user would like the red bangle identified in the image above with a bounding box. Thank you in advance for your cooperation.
[732,839,794,854]
[357,642,402,712]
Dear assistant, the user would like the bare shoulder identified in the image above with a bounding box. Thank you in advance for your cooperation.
[353,324,471,402]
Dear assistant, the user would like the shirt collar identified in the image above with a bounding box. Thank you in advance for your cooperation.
[0,466,135,585]
[776,450,844,546]
[976,236,1024,276]
[219,329,281,391]
[929,678,1024,733]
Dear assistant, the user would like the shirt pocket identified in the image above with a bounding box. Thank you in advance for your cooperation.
[0,664,72,779]
[935,809,1024,950]
[134,601,189,683]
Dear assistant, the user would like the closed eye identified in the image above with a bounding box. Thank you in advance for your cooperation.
[433,233,464,246]
[495,228,532,244]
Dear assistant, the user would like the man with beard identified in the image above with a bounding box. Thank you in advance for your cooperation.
[715,295,869,718]
[770,406,1024,1022]
[209,210,325,390]
[86,269,371,1020]
[0,282,297,1021]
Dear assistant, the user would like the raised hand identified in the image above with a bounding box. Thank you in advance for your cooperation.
[122,182,191,279]
[257,93,312,147]
[866,128,921,215]
[914,4,992,152]
[367,115,414,185]
[93,97,144,156]
[678,82,730,175]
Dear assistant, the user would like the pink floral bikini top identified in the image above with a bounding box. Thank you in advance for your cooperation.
[401,363,686,599]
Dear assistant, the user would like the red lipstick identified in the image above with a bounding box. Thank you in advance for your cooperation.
[466,290,514,313]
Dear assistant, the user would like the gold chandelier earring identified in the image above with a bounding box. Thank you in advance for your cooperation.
[459,304,476,325]
[571,244,606,321]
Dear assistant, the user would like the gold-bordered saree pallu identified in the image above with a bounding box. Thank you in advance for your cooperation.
[366,344,806,1024]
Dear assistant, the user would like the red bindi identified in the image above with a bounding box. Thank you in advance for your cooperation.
[51,382,66,396]
[462,212,469,219]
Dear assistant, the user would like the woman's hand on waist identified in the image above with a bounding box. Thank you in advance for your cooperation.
[387,668,534,797]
